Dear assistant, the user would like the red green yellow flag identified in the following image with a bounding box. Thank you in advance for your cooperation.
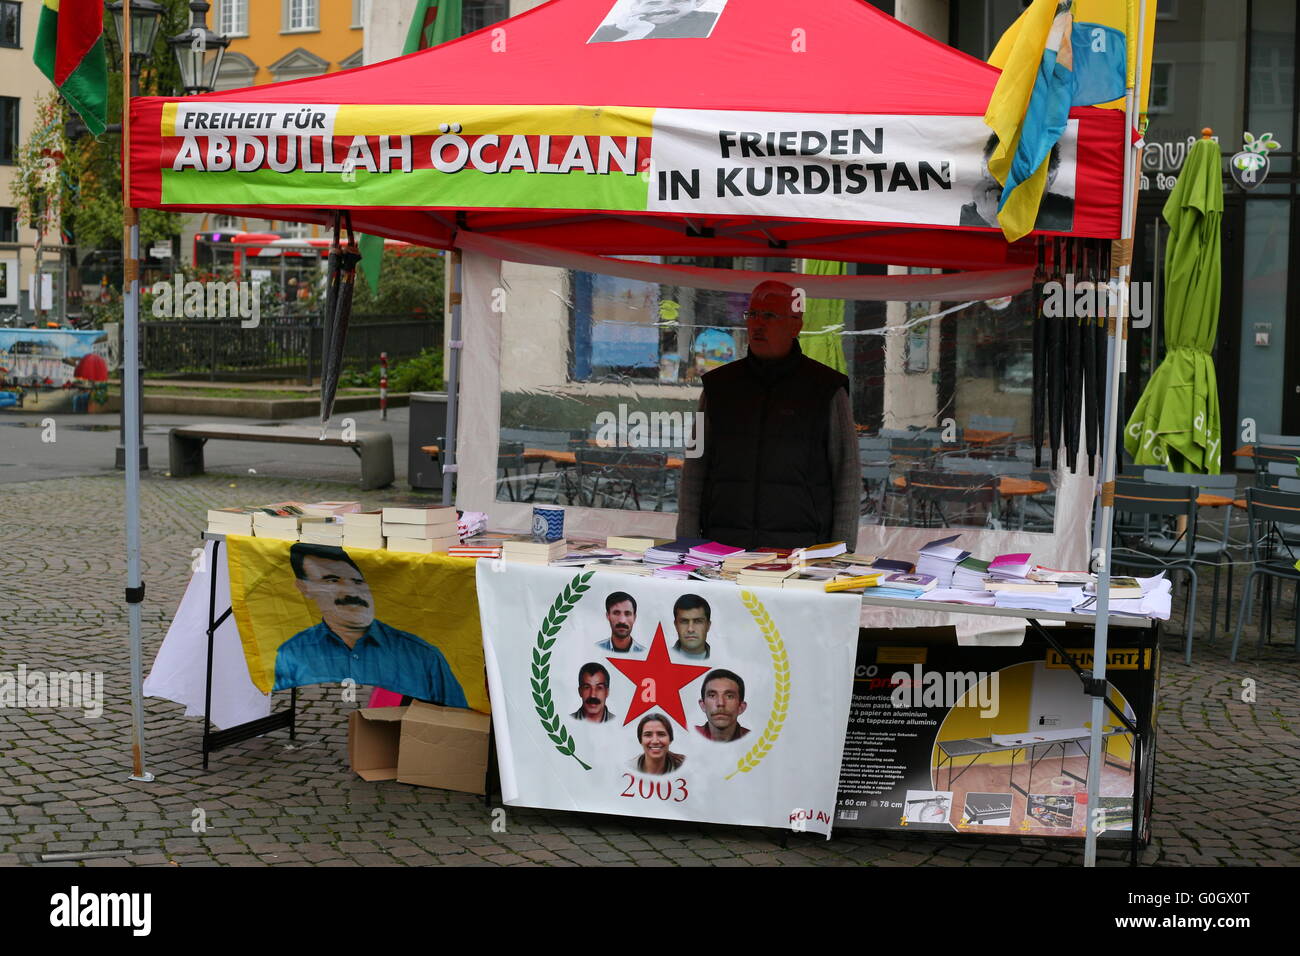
[33,0,109,136]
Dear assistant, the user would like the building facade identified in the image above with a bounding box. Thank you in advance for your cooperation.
[0,0,68,322]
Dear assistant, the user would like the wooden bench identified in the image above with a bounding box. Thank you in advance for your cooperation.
[169,423,394,490]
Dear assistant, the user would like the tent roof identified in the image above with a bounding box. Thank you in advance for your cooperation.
[129,0,1125,270]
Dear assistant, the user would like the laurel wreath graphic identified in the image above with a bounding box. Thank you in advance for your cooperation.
[726,589,791,780]
[531,571,595,771]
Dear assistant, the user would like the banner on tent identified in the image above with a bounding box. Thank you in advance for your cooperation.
[477,564,860,835]
[226,536,488,712]
[152,102,1077,231]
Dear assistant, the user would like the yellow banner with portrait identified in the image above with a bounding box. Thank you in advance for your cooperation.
[225,535,489,714]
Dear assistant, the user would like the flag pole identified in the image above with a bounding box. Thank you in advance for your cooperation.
[122,0,153,783]
[1083,0,1147,867]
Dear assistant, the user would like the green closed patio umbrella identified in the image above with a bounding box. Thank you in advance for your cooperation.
[1124,132,1223,473]
[798,258,849,373]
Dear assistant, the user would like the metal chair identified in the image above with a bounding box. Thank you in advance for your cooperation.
[1110,479,1199,664]
[862,464,892,525]
[904,469,1000,529]
[501,427,584,502]
[939,457,1034,528]
[1259,433,1300,447]
[1262,460,1300,489]
[574,448,669,511]
[1230,487,1300,661]
[497,441,526,501]
[1253,445,1300,486]
[1141,469,1239,637]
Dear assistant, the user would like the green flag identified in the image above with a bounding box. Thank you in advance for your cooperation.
[798,259,849,373]
[358,0,464,293]
[33,0,109,137]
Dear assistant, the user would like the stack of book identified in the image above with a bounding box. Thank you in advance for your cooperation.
[871,557,915,574]
[952,556,991,590]
[448,535,508,559]
[880,572,938,594]
[720,552,768,576]
[553,545,624,567]
[734,561,796,588]
[685,541,745,567]
[607,535,670,555]
[783,571,832,591]
[644,539,706,565]
[299,516,346,546]
[790,541,846,565]
[993,586,1082,613]
[383,506,459,554]
[300,501,360,517]
[652,563,695,580]
[503,536,568,565]
[825,573,884,593]
[341,511,384,550]
[205,506,261,536]
[1082,576,1143,600]
[582,557,652,575]
[253,503,307,542]
[987,552,1033,584]
[916,534,971,588]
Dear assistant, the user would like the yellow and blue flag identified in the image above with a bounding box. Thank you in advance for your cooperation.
[984,0,1155,241]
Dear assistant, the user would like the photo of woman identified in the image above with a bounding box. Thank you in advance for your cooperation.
[629,713,687,775]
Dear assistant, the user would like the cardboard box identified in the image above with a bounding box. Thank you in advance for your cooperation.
[348,706,407,782]
[348,702,490,795]
[397,701,491,795]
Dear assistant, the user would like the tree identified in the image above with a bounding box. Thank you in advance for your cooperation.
[351,247,446,318]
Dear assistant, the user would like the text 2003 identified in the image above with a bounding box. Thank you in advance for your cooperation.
[621,775,688,802]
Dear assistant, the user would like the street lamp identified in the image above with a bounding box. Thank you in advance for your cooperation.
[167,1,229,95]
[106,0,165,91]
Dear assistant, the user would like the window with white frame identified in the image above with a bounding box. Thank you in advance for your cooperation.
[352,0,368,29]
[283,0,318,32]
[218,0,248,37]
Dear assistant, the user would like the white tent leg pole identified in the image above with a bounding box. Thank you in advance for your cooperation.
[1084,0,1147,866]
[125,213,152,783]
[442,249,463,505]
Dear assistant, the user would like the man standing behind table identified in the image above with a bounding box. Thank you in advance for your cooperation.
[676,280,860,551]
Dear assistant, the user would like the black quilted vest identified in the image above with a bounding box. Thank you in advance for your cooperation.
[700,343,849,550]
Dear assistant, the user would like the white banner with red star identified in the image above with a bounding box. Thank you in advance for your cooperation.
[476,563,861,835]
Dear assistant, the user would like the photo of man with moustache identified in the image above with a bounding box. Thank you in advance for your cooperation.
[273,544,467,706]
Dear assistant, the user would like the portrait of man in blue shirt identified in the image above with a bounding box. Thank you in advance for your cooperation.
[273,544,468,707]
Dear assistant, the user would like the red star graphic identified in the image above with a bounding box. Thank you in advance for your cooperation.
[608,623,710,729]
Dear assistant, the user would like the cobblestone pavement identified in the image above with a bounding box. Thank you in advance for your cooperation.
[0,472,1297,867]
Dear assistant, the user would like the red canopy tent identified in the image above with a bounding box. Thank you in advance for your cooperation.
[119,1,1143,867]
[127,0,1125,270]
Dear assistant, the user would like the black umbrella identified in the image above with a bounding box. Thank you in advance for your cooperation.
[320,212,363,427]
[1032,238,1047,467]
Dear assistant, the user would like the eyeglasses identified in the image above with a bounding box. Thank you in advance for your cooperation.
[742,310,792,322]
